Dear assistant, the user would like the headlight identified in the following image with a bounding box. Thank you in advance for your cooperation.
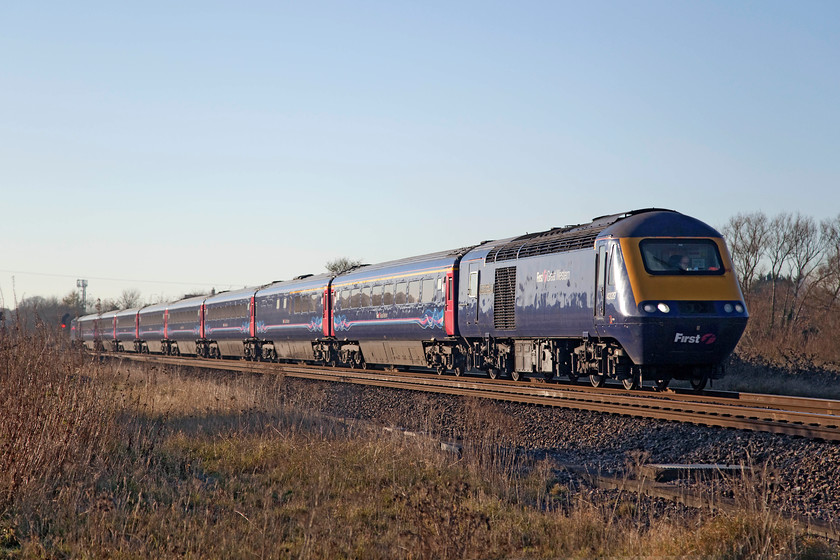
[735,303,744,313]
[657,303,671,313]
[724,303,733,313]
[643,303,656,313]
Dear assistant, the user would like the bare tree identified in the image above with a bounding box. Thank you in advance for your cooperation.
[786,213,826,326]
[117,288,142,309]
[62,290,84,315]
[765,213,794,331]
[814,215,840,316]
[721,212,768,295]
[326,257,364,275]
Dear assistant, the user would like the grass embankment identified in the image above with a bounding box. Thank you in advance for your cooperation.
[715,355,840,400]
[1,324,836,558]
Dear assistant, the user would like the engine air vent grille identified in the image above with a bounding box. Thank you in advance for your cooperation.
[493,266,517,330]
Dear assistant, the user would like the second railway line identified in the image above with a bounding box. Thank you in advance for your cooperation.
[116,353,840,442]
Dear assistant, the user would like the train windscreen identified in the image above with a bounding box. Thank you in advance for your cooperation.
[639,239,724,275]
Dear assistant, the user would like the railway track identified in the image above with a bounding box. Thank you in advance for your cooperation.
[110,353,840,442]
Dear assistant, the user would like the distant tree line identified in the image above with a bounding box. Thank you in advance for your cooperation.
[722,212,840,368]
[3,288,146,331]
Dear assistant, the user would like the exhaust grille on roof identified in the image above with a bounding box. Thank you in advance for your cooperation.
[485,229,598,264]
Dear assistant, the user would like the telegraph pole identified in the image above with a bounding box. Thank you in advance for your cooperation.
[76,279,88,311]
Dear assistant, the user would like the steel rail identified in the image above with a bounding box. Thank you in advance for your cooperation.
[110,354,840,442]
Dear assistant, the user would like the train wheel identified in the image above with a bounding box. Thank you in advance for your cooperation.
[436,365,445,375]
[589,374,606,388]
[488,368,499,380]
[655,378,671,391]
[690,375,707,392]
[621,370,641,390]
[453,366,463,377]
[510,370,520,382]
[621,377,639,390]
[567,373,579,384]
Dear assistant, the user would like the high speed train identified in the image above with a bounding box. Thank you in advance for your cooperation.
[73,209,748,390]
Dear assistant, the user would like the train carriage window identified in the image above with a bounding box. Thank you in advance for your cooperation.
[371,285,383,307]
[350,289,361,309]
[360,286,371,307]
[468,271,479,298]
[395,282,407,305]
[408,281,420,304]
[339,290,349,309]
[311,292,320,311]
[421,278,436,303]
[383,284,394,306]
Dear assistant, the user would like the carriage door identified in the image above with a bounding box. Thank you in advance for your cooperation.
[595,244,607,323]
[465,263,480,326]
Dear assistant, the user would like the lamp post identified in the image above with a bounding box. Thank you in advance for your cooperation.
[76,279,88,311]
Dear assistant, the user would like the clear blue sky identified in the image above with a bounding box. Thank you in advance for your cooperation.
[2,1,838,308]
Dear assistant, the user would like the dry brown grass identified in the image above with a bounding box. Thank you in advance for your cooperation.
[1,323,837,558]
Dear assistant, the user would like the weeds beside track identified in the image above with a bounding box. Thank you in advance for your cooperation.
[1,325,836,558]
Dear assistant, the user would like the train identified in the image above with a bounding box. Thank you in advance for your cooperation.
[72,208,748,390]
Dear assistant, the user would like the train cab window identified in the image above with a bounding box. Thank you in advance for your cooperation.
[408,281,420,304]
[395,282,407,305]
[421,278,436,303]
[607,249,617,287]
[640,239,724,275]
